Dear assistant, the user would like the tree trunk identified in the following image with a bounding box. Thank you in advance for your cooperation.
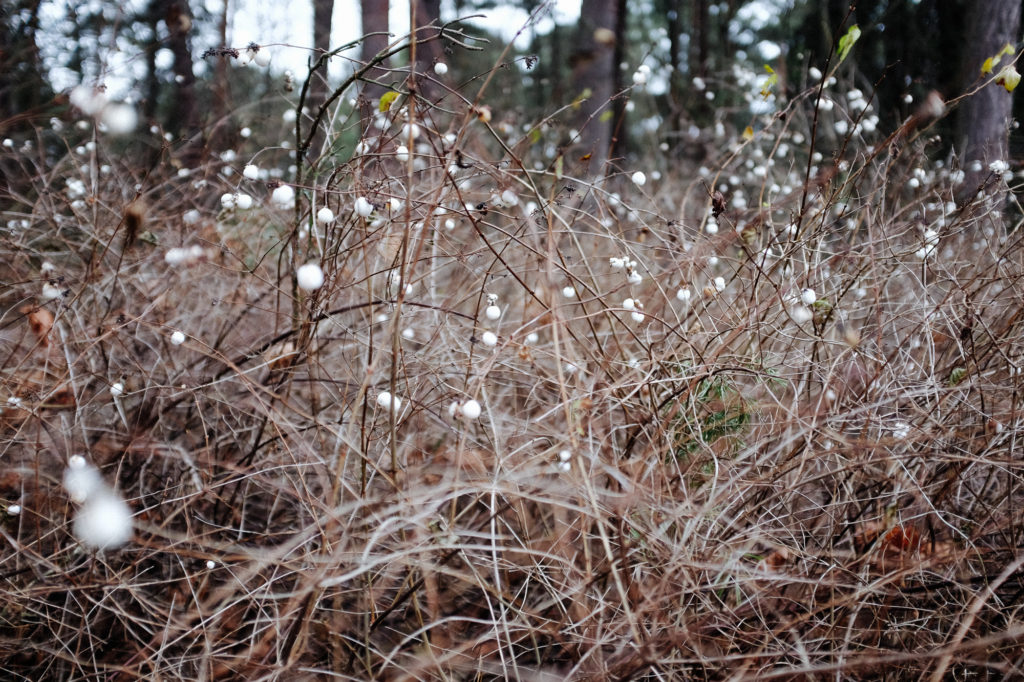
[413,0,443,100]
[359,0,389,124]
[309,0,334,160]
[159,0,201,165]
[0,0,53,128]
[664,0,682,142]
[608,0,627,165]
[569,0,619,172]
[957,0,1021,203]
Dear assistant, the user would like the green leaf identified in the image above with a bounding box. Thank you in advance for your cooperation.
[837,24,861,64]
[599,109,614,122]
[571,88,592,111]
[378,91,399,112]
[528,127,542,145]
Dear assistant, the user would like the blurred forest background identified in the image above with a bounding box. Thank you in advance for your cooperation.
[2,0,1021,181]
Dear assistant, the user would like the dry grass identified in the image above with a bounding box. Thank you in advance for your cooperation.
[2,34,1024,681]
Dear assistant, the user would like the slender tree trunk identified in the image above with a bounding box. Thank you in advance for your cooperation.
[957,0,1021,203]
[209,0,230,149]
[359,0,389,126]
[665,0,682,142]
[691,0,708,80]
[569,0,619,171]
[309,0,334,161]
[608,0,627,165]
[161,0,201,165]
[413,0,443,99]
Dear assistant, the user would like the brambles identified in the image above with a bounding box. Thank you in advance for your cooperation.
[2,15,1024,682]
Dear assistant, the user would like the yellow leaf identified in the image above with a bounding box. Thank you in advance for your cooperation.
[742,126,754,141]
[760,64,778,99]
[378,91,399,112]
[982,44,1016,75]
[996,65,1021,92]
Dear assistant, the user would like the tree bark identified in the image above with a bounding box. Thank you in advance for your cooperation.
[413,0,443,100]
[158,0,201,164]
[569,0,619,171]
[309,0,334,160]
[957,0,1021,203]
[359,0,389,124]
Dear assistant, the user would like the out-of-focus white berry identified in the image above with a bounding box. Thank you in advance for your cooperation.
[792,306,813,323]
[183,209,201,224]
[562,286,576,298]
[525,332,539,344]
[395,145,410,162]
[206,560,216,570]
[243,164,260,180]
[481,331,498,347]
[100,103,138,135]
[110,382,124,398]
[73,491,132,549]
[70,86,108,115]
[271,184,295,209]
[42,283,62,300]
[402,328,415,340]
[627,270,643,285]
[800,288,817,305]
[434,62,448,75]
[296,263,325,291]
[170,330,186,346]
[63,459,102,503]
[253,48,271,67]
[676,287,691,303]
[316,206,335,224]
[354,196,374,217]
[461,399,482,420]
[713,276,726,291]
[558,449,572,462]
[631,171,647,186]
[376,391,401,412]
[6,504,20,516]
[234,193,253,210]
[485,305,501,320]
